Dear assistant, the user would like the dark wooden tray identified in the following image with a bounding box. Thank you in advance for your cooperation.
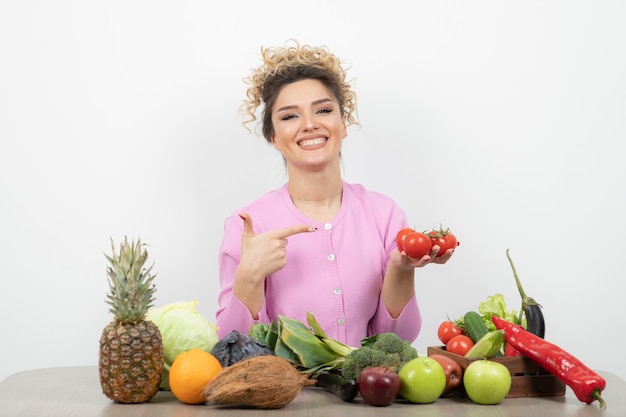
[427,346,566,398]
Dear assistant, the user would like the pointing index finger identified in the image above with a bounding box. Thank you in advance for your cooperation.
[270,224,317,239]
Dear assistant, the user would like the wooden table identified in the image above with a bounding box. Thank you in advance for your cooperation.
[1,366,623,416]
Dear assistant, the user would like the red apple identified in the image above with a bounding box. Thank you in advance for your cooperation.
[357,366,401,407]
[429,354,463,396]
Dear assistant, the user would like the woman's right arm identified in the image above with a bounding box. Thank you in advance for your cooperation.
[215,212,315,337]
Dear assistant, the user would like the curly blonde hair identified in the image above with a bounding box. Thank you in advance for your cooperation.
[241,40,359,142]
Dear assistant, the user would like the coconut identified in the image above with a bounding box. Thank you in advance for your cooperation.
[204,355,315,409]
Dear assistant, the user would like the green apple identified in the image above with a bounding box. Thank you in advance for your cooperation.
[463,360,512,405]
[398,356,446,403]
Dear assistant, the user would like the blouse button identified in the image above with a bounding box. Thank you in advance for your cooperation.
[333,287,342,295]
[327,254,335,261]
[337,318,345,326]
[324,223,332,230]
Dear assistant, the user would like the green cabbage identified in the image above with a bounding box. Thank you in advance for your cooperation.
[146,300,219,390]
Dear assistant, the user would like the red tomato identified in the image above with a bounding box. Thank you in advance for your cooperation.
[402,232,433,259]
[427,231,445,256]
[437,321,464,345]
[395,227,415,252]
[428,228,459,257]
[441,232,458,254]
[446,335,474,356]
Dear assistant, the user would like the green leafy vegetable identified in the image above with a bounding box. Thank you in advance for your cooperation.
[249,312,355,376]
[477,294,520,331]
[248,313,416,381]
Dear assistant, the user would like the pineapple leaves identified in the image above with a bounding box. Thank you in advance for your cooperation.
[105,237,157,322]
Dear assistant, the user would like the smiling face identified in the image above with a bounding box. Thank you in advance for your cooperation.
[270,79,347,171]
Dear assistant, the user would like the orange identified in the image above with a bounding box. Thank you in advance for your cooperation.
[169,349,223,404]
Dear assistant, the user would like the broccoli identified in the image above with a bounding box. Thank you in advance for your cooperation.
[341,333,418,380]
[364,332,417,358]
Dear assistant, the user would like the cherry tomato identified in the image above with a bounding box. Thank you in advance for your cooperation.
[395,227,415,252]
[446,334,474,356]
[437,321,464,345]
[428,228,459,257]
[427,231,445,255]
[441,232,458,254]
[402,232,433,259]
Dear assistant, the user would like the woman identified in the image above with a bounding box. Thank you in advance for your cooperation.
[215,41,454,347]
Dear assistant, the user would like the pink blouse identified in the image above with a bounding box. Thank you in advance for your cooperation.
[215,181,422,347]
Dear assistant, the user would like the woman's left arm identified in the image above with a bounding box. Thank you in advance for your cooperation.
[369,247,454,342]
[381,248,453,317]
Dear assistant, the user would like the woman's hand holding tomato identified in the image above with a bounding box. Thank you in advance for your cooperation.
[395,225,458,265]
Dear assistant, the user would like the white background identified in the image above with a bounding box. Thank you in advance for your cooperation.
[1,1,625,383]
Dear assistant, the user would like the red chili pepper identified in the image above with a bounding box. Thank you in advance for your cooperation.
[492,316,606,408]
[504,342,521,357]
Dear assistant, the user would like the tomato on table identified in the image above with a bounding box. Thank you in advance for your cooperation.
[437,321,464,345]
[446,335,474,356]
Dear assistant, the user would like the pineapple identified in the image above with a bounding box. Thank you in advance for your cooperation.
[99,237,164,403]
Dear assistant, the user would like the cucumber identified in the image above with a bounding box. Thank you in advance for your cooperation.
[464,330,505,358]
[464,311,490,343]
